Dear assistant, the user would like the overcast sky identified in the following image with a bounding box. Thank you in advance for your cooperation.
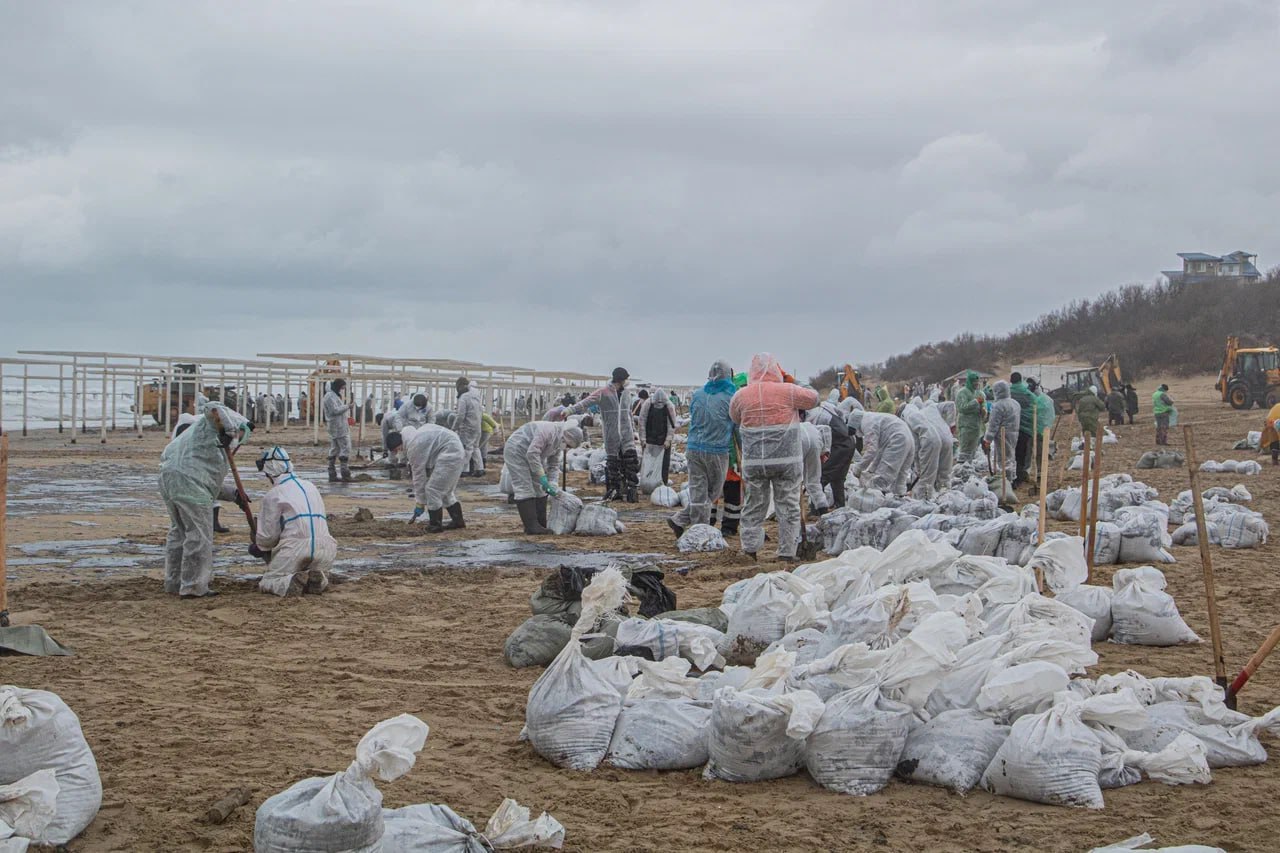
[3,1,1278,385]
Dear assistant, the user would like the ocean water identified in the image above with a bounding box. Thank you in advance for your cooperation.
[1,379,154,432]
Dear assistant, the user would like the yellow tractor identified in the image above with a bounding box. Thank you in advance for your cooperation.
[1050,354,1123,414]
[1217,336,1280,409]
[135,364,239,424]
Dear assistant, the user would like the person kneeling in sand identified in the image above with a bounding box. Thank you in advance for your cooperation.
[250,446,338,596]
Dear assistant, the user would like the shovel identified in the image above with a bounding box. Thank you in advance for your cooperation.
[797,487,822,562]
[0,430,72,656]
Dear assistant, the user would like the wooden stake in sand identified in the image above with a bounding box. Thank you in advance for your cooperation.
[1183,423,1229,691]
[1085,424,1103,581]
[1078,431,1091,540]
[204,787,251,825]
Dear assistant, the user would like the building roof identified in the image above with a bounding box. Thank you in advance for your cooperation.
[1177,252,1220,261]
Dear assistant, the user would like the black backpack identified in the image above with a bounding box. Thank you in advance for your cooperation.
[646,405,671,445]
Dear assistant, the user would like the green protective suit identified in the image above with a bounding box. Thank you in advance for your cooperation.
[954,371,983,462]
[1074,390,1106,435]
[1034,392,1056,432]
[875,386,895,414]
[158,403,247,506]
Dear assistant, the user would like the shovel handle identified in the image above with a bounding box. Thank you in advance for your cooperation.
[224,447,258,544]
[1227,623,1280,701]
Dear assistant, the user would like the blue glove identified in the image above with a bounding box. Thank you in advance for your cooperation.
[539,475,558,497]
[412,505,425,521]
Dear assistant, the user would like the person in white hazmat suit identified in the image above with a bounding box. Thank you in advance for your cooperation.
[847,409,915,496]
[931,401,957,491]
[383,392,433,481]
[983,380,1021,486]
[400,424,468,533]
[453,377,485,477]
[249,447,337,596]
[799,421,832,514]
[503,421,585,534]
[322,378,353,483]
[567,367,638,502]
[901,403,941,499]
[157,402,251,598]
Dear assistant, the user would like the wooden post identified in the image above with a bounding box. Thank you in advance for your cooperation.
[21,365,28,437]
[998,427,1006,498]
[1078,432,1091,540]
[1184,423,1229,690]
[1030,407,1038,482]
[57,363,64,433]
[1085,424,1103,580]
[1037,426,1050,544]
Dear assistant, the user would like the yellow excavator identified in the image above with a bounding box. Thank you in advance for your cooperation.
[1050,354,1123,414]
[838,364,866,403]
[135,364,239,424]
[1217,336,1280,409]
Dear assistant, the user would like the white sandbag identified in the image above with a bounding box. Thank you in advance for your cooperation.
[381,799,565,852]
[957,518,1008,558]
[1201,459,1261,476]
[1114,507,1175,565]
[703,687,824,782]
[498,464,513,498]
[1089,833,1224,853]
[1170,521,1218,547]
[255,714,430,853]
[0,687,102,846]
[846,487,892,512]
[0,769,59,848]
[981,691,1149,809]
[1121,701,1280,769]
[804,681,912,796]
[587,449,608,484]
[1007,594,1095,651]
[1208,505,1269,549]
[1093,521,1122,564]
[573,504,621,536]
[872,530,961,586]
[763,628,828,667]
[547,492,583,536]
[977,661,1070,722]
[725,572,821,647]
[1026,536,1088,593]
[1110,567,1200,646]
[624,657,701,701]
[676,524,727,553]
[1055,585,1114,642]
[637,444,665,494]
[649,485,680,508]
[896,709,1010,794]
[525,569,636,770]
[614,618,727,670]
[793,551,875,607]
[605,698,711,770]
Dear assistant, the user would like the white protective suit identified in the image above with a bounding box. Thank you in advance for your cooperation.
[322,388,352,460]
[928,401,956,491]
[157,403,250,597]
[387,401,433,467]
[454,386,484,471]
[256,453,337,596]
[848,409,915,496]
[902,404,941,499]
[799,422,832,511]
[403,424,467,511]
[984,380,1021,482]
[502,422,583,501]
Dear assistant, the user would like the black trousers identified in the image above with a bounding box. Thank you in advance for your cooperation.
[720,478,742,535]
[1109,412,1124,426]
[1014,431,1031,485]
[822,443,855,509]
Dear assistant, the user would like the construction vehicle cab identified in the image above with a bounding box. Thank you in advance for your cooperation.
[1049,355,1122,415]
[838,364,865,404]
[1217,336,1280,409]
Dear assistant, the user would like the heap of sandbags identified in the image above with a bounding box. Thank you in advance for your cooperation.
[1199,460,1263,476]
[256,714,564,852]
[521,539,1259,810]
[0,686,102,848]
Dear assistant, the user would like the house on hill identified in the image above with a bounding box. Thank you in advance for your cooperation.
[1163,251,1261,285]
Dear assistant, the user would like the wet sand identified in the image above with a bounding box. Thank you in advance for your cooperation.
[5,375,1280,852]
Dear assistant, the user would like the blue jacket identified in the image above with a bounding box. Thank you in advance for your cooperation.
[687,379,736,455]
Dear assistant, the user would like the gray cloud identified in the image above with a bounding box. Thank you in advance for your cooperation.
[2,0,1278,383]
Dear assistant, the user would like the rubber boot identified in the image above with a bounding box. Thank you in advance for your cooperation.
[212,506,230,534]
[328,459,338,482]
[535,496,548,528]
[668,518,684,540]
[517,499,550,535]
[339,457,352,482]
[389,464,402,481]
[624,484,638,503]
[443,502,465,530]
[426,508,445,533]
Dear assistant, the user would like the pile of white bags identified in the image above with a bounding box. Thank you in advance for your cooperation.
[704,682,824,783]
[381,799,564,851]
[1137,450,1185,469]
[546,492,584,536]
[804,677,912,795]
[897,709,1009,793]
[0,686,102,847]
